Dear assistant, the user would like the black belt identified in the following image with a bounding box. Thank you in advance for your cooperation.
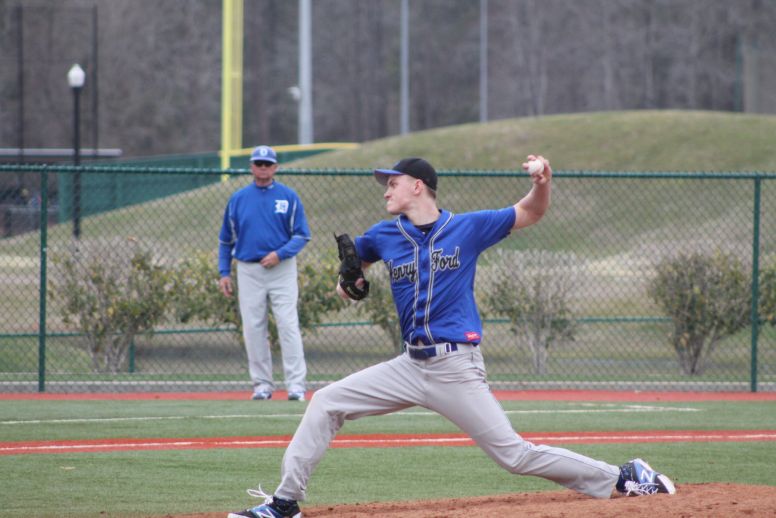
[241,257,264,263]
[404,342,472,360]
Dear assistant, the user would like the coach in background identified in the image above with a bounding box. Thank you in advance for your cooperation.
[218,145,311,401]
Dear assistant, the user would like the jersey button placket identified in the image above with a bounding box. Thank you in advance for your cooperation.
[414,242,432,343]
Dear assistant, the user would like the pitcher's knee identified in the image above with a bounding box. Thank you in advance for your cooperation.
[307,383,346,414]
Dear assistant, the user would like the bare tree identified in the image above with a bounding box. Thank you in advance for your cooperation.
[3,0,776,157]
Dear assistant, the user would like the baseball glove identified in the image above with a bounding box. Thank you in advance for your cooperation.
[335,233,369,300]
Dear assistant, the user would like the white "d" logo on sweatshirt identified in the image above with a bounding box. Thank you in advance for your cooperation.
[274,200,289,214]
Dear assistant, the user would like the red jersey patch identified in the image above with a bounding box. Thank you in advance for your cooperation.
[465,331,481,342]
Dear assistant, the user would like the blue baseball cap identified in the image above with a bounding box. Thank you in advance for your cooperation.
[250,145,277,164]
[374,157,437,191]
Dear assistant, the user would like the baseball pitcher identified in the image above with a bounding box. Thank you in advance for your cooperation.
[228,155,675,518]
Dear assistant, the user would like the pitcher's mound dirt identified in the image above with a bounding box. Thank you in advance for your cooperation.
[172,483,776,517]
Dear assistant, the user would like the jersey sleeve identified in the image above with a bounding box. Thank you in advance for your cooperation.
[290,192,311,240]
[217,200,236,277]
[276,193,311,260]
[468,206,516,252]
[354,222,383,264]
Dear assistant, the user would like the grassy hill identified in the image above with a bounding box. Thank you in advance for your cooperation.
[288,110,776,172]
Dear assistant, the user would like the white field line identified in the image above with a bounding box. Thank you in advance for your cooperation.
[0,404,698,426]
[1,439,293,453]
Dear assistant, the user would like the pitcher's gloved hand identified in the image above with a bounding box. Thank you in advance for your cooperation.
[335,233,369,300]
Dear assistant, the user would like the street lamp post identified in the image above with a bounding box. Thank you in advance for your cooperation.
[67,64,85,239]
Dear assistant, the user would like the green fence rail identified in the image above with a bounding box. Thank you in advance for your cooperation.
[1,164,775,393]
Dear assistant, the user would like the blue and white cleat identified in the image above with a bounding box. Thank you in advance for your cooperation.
[227,486,301,518]
[618,458,676,496]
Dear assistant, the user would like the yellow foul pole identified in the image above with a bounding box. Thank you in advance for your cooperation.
[221,0,244,171]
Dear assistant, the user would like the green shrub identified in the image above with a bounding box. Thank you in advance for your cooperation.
[50,239,171,374]
[297,255,345,334]
[482,250,579,375]
[169,251,343,348]
[168,250,241,335]
[759,259,776,327]
[647,252,750,375]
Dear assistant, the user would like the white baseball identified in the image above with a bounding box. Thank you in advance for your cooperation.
[527,159,543,175]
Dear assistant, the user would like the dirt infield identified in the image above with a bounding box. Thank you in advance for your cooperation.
[170,483,776,517]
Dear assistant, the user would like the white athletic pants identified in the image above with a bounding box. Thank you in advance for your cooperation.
[236,259,306,394]
[275,346,619,501]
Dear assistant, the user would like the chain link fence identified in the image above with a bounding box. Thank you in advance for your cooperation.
[1,164,775,393]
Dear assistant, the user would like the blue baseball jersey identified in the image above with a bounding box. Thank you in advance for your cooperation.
[218,181,311,277]
[355,207,516,346]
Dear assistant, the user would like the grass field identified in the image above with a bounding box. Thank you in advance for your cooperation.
[2,393,775,517]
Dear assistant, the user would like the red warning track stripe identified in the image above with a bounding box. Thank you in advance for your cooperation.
[2,430,775,455]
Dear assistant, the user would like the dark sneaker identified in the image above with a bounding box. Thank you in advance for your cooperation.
[617,458,676,496]
[227,486,301,518]
[287,392,305,402]
[251,391,272,401]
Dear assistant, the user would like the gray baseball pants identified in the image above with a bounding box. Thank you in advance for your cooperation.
[274,345,619,501]
[237,258,306,395]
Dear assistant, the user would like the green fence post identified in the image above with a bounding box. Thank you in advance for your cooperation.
[750,176,761,393]
[38,167,48,393]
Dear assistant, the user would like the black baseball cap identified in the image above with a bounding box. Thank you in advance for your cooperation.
[374,157,437,191]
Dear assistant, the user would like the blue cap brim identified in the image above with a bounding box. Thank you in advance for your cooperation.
[373,168,402,185]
